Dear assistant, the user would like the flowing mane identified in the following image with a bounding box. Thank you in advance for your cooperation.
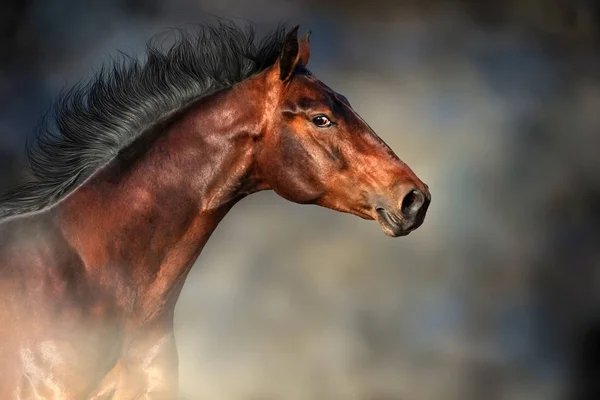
[0,22,286,219]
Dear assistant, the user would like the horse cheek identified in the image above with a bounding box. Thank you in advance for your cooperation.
[269,131,322,203]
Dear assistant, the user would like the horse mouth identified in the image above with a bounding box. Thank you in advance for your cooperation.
[375,208,418,237]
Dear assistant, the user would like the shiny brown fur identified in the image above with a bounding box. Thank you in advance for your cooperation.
[0,26,430,398]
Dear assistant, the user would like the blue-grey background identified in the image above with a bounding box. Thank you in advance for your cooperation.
[1,1,599,399]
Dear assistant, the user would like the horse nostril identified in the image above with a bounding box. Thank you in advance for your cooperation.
[401,189,425,219]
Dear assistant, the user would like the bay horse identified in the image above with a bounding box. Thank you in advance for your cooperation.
[0,23,430,399]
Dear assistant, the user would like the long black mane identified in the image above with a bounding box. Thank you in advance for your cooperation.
[0,22,286,219]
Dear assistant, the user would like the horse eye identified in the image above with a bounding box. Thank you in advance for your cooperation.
[312,115,333,128]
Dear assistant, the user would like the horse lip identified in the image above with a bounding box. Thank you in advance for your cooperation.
[375,208,411,237]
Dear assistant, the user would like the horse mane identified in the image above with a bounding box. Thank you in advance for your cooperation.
[0,21,287,219]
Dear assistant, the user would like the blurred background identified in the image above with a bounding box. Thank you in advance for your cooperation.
[1,0,600,399]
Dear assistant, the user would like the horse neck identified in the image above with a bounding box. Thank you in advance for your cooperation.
[57,83,265,324]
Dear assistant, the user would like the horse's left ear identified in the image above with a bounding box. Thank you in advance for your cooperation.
[278,26,311,82]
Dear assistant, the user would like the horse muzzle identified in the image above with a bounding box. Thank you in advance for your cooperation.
[375,186,431,237]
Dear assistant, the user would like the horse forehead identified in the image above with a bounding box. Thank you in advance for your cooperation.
[307,78,350,107]
[288,76,338,104]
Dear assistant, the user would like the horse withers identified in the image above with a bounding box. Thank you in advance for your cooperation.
[0,23,430,398]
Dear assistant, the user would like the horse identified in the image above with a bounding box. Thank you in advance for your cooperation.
[0,22,430,399]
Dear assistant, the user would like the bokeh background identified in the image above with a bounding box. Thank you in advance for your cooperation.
[1,1,600,399]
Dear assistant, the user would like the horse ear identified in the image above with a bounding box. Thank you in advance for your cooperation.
[267,26,311,84]
[278,26,300,81]
[298,30,311,67]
